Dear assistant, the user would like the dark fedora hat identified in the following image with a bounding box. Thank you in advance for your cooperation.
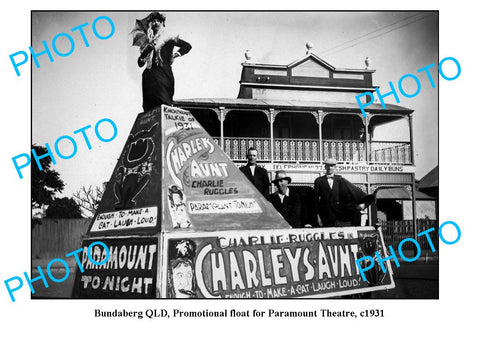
[271,170,292,184]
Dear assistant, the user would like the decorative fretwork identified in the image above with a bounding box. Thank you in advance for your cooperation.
[323,142,329,161]
[353,183,368,193]
[282,140,289,161]
[240,139,247,160]
[322,140,367,162]
[338,141,344,161]
[359,142,365,161]
[255,139,262,159]
[304,141,310,161]
[296,141,303,161]
[233,139,239,160]
[268,109,279,124]
[263,140,269,160]
[290,140,296,161]
[224,138,230,156]
[370,141,412,164]
[312,141,318,161]
[217,137,270,161]
[214,137,410,165]
[275,140,281,161]
[344,142,351,162]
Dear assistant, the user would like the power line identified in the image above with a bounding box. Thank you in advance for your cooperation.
[319,13,425,55]
[319,13,435,57]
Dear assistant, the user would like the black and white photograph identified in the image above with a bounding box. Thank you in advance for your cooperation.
[0,2,477,339]
[29,10,439,299]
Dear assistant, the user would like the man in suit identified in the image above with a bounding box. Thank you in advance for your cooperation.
[268,170,302,228]
[314,158,369,227]
[239,147,270,198]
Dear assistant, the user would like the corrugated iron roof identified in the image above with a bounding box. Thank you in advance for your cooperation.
[376,187,435,200]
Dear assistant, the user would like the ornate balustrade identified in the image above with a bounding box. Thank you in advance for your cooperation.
[322,139,365,162]
[370,141,412,164]
[274,138,319,162]
[212,137,412,164]
[213,137,270,161]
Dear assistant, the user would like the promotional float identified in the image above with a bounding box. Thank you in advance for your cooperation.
[72,105,394,298]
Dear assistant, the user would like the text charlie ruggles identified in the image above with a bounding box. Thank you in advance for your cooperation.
[3,241,110,302]
[94,308,384,319]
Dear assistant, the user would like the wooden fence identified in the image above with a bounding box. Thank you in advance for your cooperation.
[381,219,439,251]
[32,218,438,259]
[32,219,91,259]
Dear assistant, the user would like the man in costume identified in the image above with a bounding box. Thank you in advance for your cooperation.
[239,147,270,198]
[268,170,302,228]
[314,158,371,227]
[135,12,192,111]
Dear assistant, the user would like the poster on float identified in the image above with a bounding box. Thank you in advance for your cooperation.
[161,226,395,298]
[73,237,158,298]
[161,105,290,232]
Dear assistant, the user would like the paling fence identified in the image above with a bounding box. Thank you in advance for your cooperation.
[32,218,437,260]
[380,219,439,253]
[32,218,91,260]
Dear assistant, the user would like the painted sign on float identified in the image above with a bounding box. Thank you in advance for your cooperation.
[87,108,163,235]
[73,237,158,298]
[90,206,158,232]
[161,227,395,298]
[161,106,290,232]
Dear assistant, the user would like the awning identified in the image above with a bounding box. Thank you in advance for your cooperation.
[376,187,436,200]
[376,187,411,200]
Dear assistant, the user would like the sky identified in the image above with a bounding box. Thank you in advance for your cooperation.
[31,11,438,200]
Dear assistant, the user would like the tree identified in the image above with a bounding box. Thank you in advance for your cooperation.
[45,197,82,218]
[31,144,65,210]
[73,185,104,217]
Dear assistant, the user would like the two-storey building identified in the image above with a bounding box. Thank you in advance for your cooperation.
[176,44,418,231]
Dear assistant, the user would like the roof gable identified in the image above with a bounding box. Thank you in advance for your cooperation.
[288,53,335,71]
[290,57,331,78]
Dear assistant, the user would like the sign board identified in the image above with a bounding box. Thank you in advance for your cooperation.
[87,109,163,235]
[265,163,415,173]
[161,106,290,232]
[73,237,158,298]
[161,227,395,298]
[90,206,158,232]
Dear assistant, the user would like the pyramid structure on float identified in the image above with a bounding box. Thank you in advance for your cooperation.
[86,104,290,237]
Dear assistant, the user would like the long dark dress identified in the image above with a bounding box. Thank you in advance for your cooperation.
[140,38,191,112]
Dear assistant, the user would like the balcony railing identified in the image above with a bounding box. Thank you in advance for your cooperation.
[274,138,319,162]
[370,141,411,164]
[212,137,412,164]
[323,139,365,162]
